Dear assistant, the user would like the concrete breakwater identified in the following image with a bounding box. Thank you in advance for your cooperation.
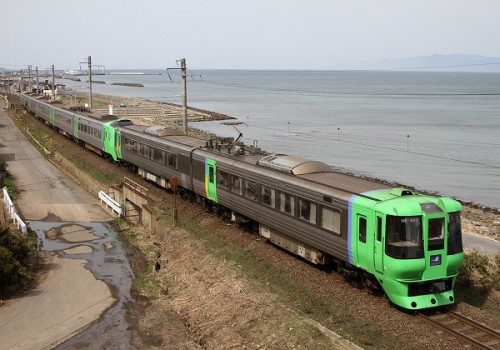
[108,72,161,75]
[110,82,144,87]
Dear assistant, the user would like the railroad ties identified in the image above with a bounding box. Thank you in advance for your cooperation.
[418,310,500,349]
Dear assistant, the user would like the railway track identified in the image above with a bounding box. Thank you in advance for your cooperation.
[418,310,500,349]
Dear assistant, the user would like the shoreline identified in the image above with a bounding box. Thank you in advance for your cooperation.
[71,92,499,237]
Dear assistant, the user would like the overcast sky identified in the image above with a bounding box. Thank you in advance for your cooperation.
[2,0,500,70]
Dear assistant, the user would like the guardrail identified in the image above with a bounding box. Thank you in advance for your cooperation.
[124,177,149,197]
[2,187,27,233]
[98,191,122,216]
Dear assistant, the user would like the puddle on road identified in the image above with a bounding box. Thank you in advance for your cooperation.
[29,221,137,350]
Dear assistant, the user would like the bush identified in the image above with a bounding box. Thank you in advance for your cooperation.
[0,227,40,298]
[457,249,500,292]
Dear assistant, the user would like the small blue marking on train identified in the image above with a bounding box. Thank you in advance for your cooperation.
[430,254,442,266]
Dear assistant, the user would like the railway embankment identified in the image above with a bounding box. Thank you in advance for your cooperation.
[5,94,499,349]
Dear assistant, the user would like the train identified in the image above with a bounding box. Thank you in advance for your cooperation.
[20,92,464,310]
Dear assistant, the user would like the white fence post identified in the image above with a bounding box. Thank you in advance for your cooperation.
[98,191,122,216]
[2,186,27,233]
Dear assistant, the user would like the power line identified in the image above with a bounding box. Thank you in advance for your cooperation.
[242,123,500,169]
[196,79,500,98]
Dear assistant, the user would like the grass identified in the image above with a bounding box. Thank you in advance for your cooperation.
[161,208,401,349]
[456,250,500,317]
[3,174,18,201]
[71,156,121,185]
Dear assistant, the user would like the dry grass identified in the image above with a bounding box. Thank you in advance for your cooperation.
[120,220,343,350]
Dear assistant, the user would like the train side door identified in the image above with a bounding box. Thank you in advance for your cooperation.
[74,116,79,139]
[355,212,371,271]
[115,130,122,159]
[374,214,384,274]
[205,158,218,203]
[49,108,55,126]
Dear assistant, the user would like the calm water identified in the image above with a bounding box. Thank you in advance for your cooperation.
[61,70,500,208]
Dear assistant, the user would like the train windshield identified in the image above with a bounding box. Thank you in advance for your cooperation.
[385,215,424,259]
[448,212,463,255]
[428,218,445,251]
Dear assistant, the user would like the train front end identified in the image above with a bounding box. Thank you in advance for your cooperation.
[372,192,464,310]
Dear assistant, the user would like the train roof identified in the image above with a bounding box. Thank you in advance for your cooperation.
[300,172,392,197]
[257,154,332,175]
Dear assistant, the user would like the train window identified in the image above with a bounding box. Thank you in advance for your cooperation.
[218,170,228,188]
[245,181,258,201]
[279,192,295,215]
[261,186,275,208]
[231,175,243,195]
[167,153,177,168]
[428,218,444,251]
[385,215,424,259]
[448,212,463,255]
[376,217,382,242]
[359,216,367,243]
[299,199,317,224]
[140,144,150,158]
[209,167,214,183]
[321,207,340,234]
[152,148,164,162]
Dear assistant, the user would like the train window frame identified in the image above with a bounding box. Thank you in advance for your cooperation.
[377,216,382,242]
[152,148,164,163]
[385,215,424,259]
[278,191,295,216]
[245,180,258,201]
[261,185,275,208]
[359,216,367,243]
[299,198,317,224]
[320,206,341,235]
[428,217,445,251]
[166,152,178,169]
[142,144,150,158]
[230,175,243,195]
[448,212,463,255]
[217,170,229,188]
[209,166,215,183]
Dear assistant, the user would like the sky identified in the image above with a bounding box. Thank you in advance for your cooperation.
[2,0,500,70]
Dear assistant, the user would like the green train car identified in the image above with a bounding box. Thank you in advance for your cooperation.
[348,190,463,309]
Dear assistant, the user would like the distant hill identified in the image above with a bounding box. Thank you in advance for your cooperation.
[337,54,500,72]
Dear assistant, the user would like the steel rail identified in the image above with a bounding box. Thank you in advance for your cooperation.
[418,311,500,350]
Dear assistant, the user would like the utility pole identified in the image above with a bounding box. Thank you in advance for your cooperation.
[80,55,93,111]
[167,58,189,135]
[180,58,187,135]
[51,64,55,100]
[35,66,39,94]
[20,69,23,94]
[28,65,32,93]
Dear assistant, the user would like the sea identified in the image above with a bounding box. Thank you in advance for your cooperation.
[59,70,500,209]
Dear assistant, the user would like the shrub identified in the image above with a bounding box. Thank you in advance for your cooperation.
[457,249,499,292]
[0,227,40,298]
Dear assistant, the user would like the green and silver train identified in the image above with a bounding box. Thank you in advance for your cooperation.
[21,93,464,310]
